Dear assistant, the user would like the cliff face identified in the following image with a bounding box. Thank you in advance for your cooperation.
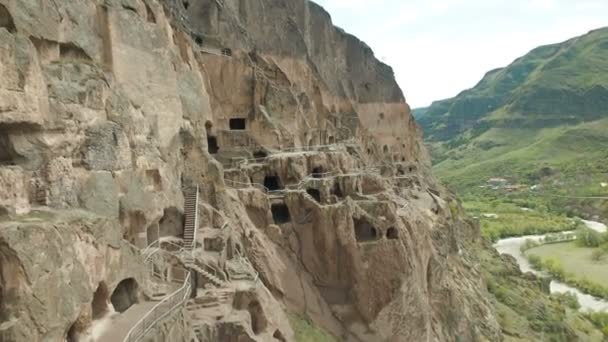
[0,0,500,341]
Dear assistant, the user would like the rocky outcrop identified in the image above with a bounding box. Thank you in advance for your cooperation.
[0,0,501,341]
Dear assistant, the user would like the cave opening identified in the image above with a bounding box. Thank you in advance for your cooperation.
[354,218,378,242]
[311,166,324,178]
[332,182,344,198]
[194,35,203,46]
[229,118,246,130]
[207,136,219,154]
[253,150,268,159]
[110,278,139,313]
[383,145,389,154]
[0,4,15,33]
[0,133,19,165]
[271,203,291,224]
[306,188,321,203]
[264,175,282,191]
[222,48,233,57]
[92,282,110,319]
[328,136,335,144]
[248,300,267,334]
[386,227,399,240]
[273,330,286,342]
[182,1,190,9]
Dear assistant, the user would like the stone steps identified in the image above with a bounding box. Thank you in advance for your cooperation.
[190,264,226,287]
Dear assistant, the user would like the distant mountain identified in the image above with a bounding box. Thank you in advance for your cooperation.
[412,107,428,119]
[421,27,608,218]
[420,27,608,148]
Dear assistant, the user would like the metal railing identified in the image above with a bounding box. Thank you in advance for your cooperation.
[123,186,200,342]
[123,272,192,342]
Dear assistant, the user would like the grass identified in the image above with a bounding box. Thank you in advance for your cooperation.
[526,242,608,285]
[288,313,337,342]
[462,198,576,242]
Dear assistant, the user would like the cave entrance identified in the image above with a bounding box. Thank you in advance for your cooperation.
[0,4,15,33]
[248,300,267,334]
[354,218,378,242]
[306,188,321,203]
[328,136,335,144]
[92,282,110,319]
[207,136,219,154]
[0,134,19,165]
[311,166,324,178]
[332,183,344,198]
[110,278,139,313]
[222,48,233,57]
[264,175,282,192]
[229,118,246,130]
[386,227,399,240]
[253,150,268,160]
[383,145,389,154]
[271,203,291,224]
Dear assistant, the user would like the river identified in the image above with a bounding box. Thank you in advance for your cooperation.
[493,220,608,312]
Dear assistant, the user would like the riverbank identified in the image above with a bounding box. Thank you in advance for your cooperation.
[493,220,608,312]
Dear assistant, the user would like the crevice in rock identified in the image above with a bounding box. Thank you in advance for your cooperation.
[144,2,156,23]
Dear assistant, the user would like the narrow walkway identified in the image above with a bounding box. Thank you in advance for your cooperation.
[97,301,158,342]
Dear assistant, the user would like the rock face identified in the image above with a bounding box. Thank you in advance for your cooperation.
[0,0,501,341]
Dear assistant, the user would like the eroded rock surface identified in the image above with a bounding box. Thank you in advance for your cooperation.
[0,0,501,341]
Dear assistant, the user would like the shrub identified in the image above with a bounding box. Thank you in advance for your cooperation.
[577,228,606,248]
[552,292,580,310]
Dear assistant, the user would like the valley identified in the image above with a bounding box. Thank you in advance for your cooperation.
[417,26,608,339]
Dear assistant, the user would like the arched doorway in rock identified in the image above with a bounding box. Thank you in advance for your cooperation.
[248,300,267,334]
[353,218,378,242]
[383,145,389,154]
[92,282,110,319]
[332,182,344,198]
[328,136,335,144]
[110,278,139,313]
[386,227,399,240]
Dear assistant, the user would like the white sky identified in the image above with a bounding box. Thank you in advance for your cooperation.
[313,0,608,108]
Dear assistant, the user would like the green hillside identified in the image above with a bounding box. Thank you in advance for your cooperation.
[419,27,608,219]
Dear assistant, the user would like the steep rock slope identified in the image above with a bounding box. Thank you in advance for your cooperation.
[0,0,502,341]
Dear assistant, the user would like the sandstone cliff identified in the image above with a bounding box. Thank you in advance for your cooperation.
[0,0,501,341]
